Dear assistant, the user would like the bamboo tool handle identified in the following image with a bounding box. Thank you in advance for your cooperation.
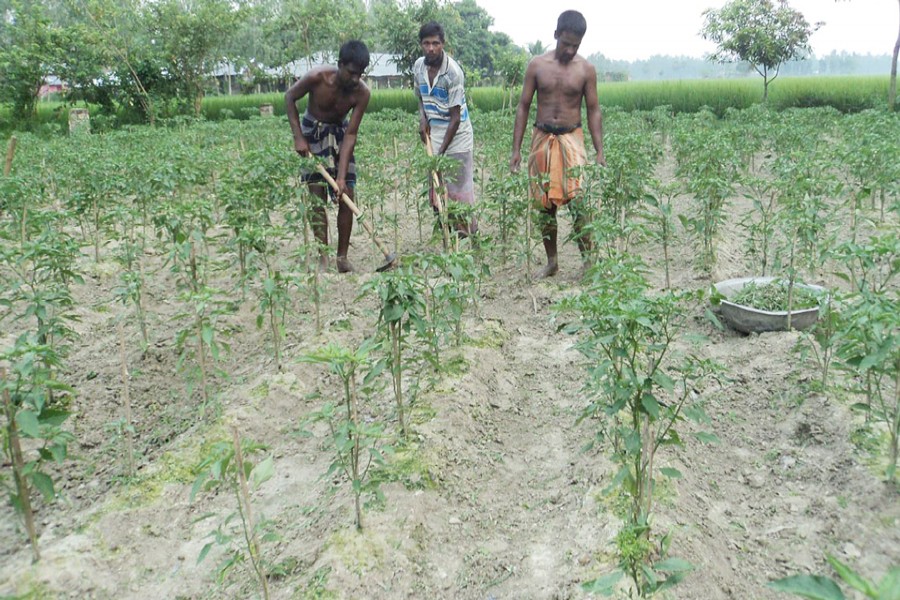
[423,132,446,201]
[314,164,393,258]
[423,132,452,252]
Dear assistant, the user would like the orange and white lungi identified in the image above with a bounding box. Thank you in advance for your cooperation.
[527,127,587,210]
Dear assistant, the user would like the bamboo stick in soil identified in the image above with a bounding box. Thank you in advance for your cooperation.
[4,135,16,176]
[117,321,136,477]
[232,428,269,600]
[2,367,40,562]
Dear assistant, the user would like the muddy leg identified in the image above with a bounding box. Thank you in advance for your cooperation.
[308,184,330,271]
[536,207,559,278]
[572,199,593,272]
[336,187,355,273]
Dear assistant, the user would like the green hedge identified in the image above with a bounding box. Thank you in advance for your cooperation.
[2,75,893,134]
[197,76,890,119]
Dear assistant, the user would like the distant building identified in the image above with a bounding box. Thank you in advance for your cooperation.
[39,76,66,99]
[211,54,404,95]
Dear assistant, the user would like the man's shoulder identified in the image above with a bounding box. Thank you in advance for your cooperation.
[572,55,592,70]
[355,81,371,100]
[413,57,426,72]
[308,65,338,78]
[443,54,466,81]
[304,65,338,87]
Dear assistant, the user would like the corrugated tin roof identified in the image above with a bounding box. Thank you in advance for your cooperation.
[211,53,401,79]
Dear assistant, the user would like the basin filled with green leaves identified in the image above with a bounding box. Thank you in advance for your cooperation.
[713,277,827,333]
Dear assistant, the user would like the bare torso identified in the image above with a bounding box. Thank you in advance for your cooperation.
[531,52,591,127]
[305,67,367,124]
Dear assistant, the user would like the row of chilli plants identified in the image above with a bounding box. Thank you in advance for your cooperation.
[1,105,897,597]
[6,74,894,133]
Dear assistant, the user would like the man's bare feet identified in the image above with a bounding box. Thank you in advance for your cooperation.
[535,261,559,279]
[336,256,355,273]
[317,254,329,272]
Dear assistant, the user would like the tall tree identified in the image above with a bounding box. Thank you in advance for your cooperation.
[273,0,368,73]
[701,0,820,101]
[372,0,515,83]
[0,1,61,121]
[527,40,547,57]
[71,0,179,124]
[446,0,493,82]
[146,0,243,115]
[372,0,454,76]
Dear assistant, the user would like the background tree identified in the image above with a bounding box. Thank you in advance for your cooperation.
[527,40,547,57]
[0,1,62,121]
[372,0,516,83]
[272,0,368,74]
[701,0,821,101]
[52,21,114,110]
[445,0,512,84]
[146,0,243,116]
[372,0,457,77]
[223,0,282,87]
[494,45,528,88]
[70,0,174,124]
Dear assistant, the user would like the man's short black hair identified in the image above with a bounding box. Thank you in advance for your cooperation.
[339,40,370,69]
[556,10,587,36]
[419,21,445,43]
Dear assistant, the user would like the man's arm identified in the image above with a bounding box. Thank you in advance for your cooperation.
[510,60,538,172]
[437,105,460,155]
[336,85,371,196]
[414,66,430,143]
[583,64,605,166]
[285,72,318,156]
[437,65,466,155]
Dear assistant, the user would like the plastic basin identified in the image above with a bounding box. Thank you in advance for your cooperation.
[713,276,826,334]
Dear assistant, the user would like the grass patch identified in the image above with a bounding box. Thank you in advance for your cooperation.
[105,420,230,511]
[469,319,511,349]
[327,528,385,575]
[295,566,338,600]
[372,443,438,491]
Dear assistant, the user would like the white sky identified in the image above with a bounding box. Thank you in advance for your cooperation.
[475,0,898,62]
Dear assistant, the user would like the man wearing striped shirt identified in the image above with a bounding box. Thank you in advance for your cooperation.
[413,21,478,237]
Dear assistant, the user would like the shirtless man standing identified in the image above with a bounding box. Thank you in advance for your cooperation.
[510,10,606,278]
[286,40,371,273]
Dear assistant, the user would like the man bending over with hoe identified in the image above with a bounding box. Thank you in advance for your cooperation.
[510,10,606,278]
[286,40,371,273]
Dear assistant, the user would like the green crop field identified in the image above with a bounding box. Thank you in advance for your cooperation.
[1,105,897,599]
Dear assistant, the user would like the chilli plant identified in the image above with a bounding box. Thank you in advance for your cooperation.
[769,554,899,600]
[556,253,722,598]
[1,338,74,563]
[301,340,391,530]
[835,289,899,482]
[362,264,428,438]
[191,429,276,599]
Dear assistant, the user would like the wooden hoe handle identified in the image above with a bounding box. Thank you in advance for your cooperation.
[314,164,393,260]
